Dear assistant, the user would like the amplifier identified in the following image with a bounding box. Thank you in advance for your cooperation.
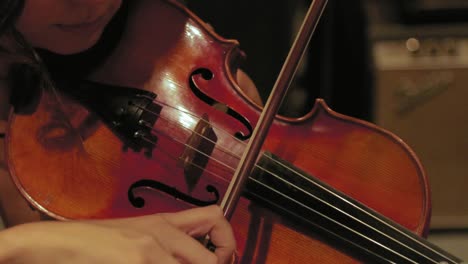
[373,36,468,229]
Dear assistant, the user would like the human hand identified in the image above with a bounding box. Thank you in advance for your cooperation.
[0,205,236,264]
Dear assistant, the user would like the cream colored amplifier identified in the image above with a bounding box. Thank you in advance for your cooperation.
[373,36,468,229]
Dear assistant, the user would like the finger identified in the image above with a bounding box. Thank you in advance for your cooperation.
[89,210,223,264]
[160,205,236,264]
[153,222,218,264]
[91,206,236,263]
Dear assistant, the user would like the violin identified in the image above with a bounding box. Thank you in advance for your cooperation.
[5,0,464,263]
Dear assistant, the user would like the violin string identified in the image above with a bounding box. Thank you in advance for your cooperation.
[139,100,457,263]
[132,101,456,263]
[247,177,415,264]
[151,98,248,147]
[250,165,443,263]
[266,157,459,263]
[139,128,439,263]
[136,124,413,263]
[142,99,457,262]
[132,99,244,160]
[134,116,239,181]
[137,133,232,183]
[259,163,451,263]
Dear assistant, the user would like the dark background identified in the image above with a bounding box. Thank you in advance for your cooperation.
[187,0,374,121]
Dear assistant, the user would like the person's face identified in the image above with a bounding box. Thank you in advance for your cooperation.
[15,0,122,55]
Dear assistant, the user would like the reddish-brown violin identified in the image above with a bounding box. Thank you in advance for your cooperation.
[5,0,463,263]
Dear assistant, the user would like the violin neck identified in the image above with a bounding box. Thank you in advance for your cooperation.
[244,152,462,263]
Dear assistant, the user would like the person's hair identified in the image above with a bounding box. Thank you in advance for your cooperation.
[0,0,45,114]
[0,0,130,114]
[0,0,24,35]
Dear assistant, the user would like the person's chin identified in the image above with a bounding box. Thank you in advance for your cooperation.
[45,30,104,55]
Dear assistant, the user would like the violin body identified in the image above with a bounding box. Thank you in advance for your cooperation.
[6,0,448,263]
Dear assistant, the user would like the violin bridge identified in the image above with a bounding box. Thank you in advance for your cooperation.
[178,113,217,192]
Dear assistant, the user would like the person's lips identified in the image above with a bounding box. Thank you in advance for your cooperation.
[56,16,106,34]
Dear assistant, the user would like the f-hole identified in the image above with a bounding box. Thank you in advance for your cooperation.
[189,68,253,140]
